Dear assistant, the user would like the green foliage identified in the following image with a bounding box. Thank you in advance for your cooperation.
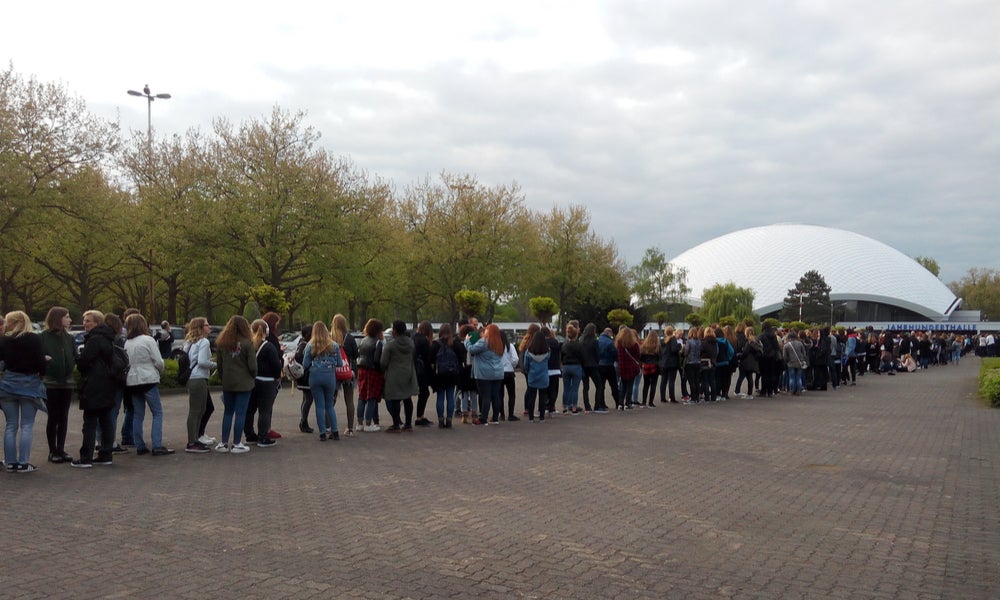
[454,289,487,319]
[950,268,1000,321]
[913,256,941,278]
[701,282,756,325]
[652,311,669,328]
[780,270,831,323]
[718,316,737,328]
[980,358,1000,408]
[685,313,704,327]
[529,296,559,323]
[607,308,633,328]
[763,317,782,329]
[784,320,809,331]
[250,284,291,315]
[629,246,689,309]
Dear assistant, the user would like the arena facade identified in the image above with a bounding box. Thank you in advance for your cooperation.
[666,224,994,330]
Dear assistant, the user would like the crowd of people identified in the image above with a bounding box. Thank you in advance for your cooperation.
[0,305,992,472]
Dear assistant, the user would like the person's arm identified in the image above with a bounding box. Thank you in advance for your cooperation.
[150,338,165,374]
[198,339,216,370]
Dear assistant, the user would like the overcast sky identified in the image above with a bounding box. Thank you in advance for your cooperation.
[4,0,998,285]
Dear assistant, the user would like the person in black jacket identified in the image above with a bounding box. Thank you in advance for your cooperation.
[72,310,118,468]
[657,326,682,403]
[249,319,283,448]
[412,320,433,427]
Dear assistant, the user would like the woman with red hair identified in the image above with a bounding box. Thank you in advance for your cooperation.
[465,323,505,425]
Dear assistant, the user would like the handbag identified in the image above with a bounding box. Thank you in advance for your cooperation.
[335,346,354,382]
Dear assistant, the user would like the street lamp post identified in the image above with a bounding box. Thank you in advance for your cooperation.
[127,84,171,319]
[127,84,171,148]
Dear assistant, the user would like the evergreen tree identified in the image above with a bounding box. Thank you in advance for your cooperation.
[780,270,831,323]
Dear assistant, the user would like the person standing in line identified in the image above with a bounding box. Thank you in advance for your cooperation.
[517,324,542,417]
[245,311,283,443]
[615,326,641,410]
[295,325,316,433]
[0,311,48,473]
[467,323,506,425]
[682,327,702,402]
[580,323,601,413]
[355,319,384,432]
[99,313,128,454]
[155,321,174,360]
[596,327,619,412]
[39,306,76,464]
[331,314,359,435]
[411,320,434,427]
[498,329,519,421]
[215,316,258,453]
[117,307,141,446]
[250,319,282,448]
[522,330,551,422]
[714,327,736,401]
[429,322,464,428]
[457,323,480,423]
[124,314,173,456]
[657,326,682,404]
[303,321,342,441]
[182,317,216,453]
[381,320,418,432]
[783,330,809,396]
[638,330,660,407]
[758,324,781,398]
[71,310,117,468]
[560,323,585,414]
[543,327,563,416]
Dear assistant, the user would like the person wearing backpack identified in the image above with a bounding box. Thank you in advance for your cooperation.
[124,314,172,456]
[183,317,216,453]
[71,310,117,468]
[429,322,465,428]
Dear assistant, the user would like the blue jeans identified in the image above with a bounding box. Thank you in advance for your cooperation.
[358,398,379,424]
[562,364,583,410]
[221,390,251,445]
[311,371,339,435]
[2,396,38,465]
[435,385,456,420]
[131,386,164,450]
[788,367,804,393]
[98,387,124,444]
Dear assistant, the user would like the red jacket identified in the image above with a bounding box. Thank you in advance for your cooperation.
[617,342,641,379]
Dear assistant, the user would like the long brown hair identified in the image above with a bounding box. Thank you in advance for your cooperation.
[519,323,541,352]
[311,321,334,356]
[331,314,348,345]
[216,315,251,352]
[251,319,269,350]
[125,314,150,339]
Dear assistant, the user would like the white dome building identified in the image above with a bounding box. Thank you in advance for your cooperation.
[669,224,961,322]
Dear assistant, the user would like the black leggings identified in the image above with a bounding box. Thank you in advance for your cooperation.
[642,372,659,404]
[658,368,678,402]
[45,387,73,455]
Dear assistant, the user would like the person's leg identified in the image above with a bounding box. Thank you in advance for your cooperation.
[120,389,135,445]
[416,382,429,424]
[96,408,115,462]
[131,392,147,451]
[342,382,356,432]
[436,388,446,422]
[256,381,278,442]
[524,387,537,420]
[16,399,38,465]
[547,376,560,413]
[446,387,456,425]
[386,399,402,429]
[79,408,99,463]
[146,386,164,449]
[300,388,314,431]
[220,391,236,445]
[45,387,72,457]
[490,380,503,422]
[402,398,413,428]
[108,387,123,445]
[243,391,259,442]
[232,391,251,444]
[503,372,516,419]
[313,379,331,436]
[187,379,208,444]
[199,391,215,438]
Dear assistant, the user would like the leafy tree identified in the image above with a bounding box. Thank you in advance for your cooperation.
[629,246,689,309]
[701,282,756,325]
[652,311,669,329]
[949,268,1000,321]
[914,256,941,278]
[780,270,831,323]
[607,308,633,328]
[249,284,291,314]
[455,289,487,320]
[718,316,738,328]
[685,313,704,327]
[763,317,781,330]
[529,296,558,324]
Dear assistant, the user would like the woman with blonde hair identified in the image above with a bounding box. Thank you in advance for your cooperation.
[0,311,48,472]
[614,326,641,410]
[215,315,257,453]
[639,330,660,407]
[249,319,282,448]
[71,310,118,468]
[331,314,359,436]
[303,320,343,440]
[124,314,172,456]
[466,323,506,425]
[182,317,216,453]
[560,323,585,414]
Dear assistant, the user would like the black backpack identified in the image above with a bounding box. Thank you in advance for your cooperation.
[176,349,192,386]
[109,344,130,385]
[436,343,460,376]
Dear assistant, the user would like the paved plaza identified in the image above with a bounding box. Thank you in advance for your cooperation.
[2,358,998,599]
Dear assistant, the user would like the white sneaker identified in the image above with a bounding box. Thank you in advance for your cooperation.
[231,442,250,454]
[214,442,229,453]
[364,424,381,432]
[199,435,217,445]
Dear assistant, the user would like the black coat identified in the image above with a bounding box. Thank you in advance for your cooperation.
[76,324,117,410]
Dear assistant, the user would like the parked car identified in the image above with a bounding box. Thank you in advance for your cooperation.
[149,325,187,359]
[278,331,302,358]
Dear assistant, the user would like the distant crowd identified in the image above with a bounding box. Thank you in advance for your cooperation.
[0,305,991,473]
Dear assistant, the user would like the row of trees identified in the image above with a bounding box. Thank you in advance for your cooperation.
[1,66,694,331]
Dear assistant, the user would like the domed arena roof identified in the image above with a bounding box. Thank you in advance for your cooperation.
[669,224,960,320]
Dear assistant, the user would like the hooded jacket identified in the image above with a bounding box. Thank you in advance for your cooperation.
[381,333,418,399]
[523,350,551,389]
[76,324,117,410]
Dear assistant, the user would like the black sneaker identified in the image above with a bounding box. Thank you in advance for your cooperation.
[257,438,277,448]
[507,415,520,422]
[17,463,38,473]
[299,422,314,434]
[111,444,128,454]
[93,457,113,465]
[151,447,175,456]
[136,447,150,456]
[71,459,93,469]
[330,432,340,441]
[185,442,211,453]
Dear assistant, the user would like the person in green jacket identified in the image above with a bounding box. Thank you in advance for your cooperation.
[214,316,257,453]
[39,307,77,464]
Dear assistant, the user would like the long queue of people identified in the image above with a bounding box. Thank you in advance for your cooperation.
[0,305,983,473]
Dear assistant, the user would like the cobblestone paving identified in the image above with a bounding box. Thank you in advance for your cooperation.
[2,359,997,599]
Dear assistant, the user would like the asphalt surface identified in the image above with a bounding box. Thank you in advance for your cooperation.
[2,358,998,599]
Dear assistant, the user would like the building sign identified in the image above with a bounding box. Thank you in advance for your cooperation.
[886,323,978,332]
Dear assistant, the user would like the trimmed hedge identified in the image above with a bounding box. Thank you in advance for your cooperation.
[979,358,1000,408]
